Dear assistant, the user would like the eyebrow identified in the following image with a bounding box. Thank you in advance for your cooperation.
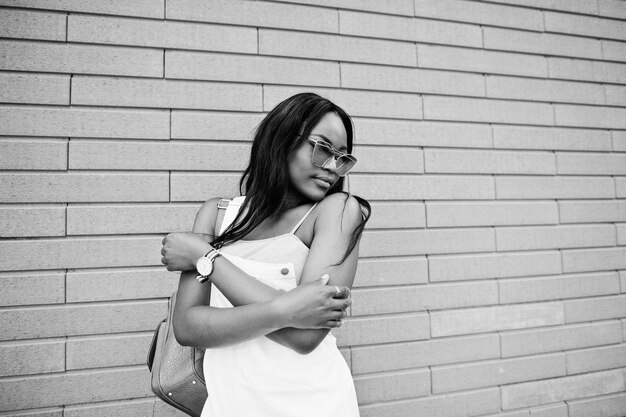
[314,134,348,152]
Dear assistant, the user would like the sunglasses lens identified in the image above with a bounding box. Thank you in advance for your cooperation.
[310,139,357,177]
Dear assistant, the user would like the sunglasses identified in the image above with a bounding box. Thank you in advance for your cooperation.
[306,135,357,177]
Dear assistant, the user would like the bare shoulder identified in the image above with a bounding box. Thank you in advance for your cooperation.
[314,192,364,234]
[192,197,223,234]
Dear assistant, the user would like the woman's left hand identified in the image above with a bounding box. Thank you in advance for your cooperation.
[161,232,211,272]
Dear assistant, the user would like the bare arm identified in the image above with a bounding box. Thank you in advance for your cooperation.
[171,197,355,351]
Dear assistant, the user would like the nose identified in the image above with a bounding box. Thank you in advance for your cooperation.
[322,157,338,172]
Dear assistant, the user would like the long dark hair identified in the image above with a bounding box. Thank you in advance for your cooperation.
[211,93,371,263]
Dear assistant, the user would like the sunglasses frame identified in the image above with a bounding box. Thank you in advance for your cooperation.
[306,135,357,177]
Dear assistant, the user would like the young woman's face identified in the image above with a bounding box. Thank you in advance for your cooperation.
[287,112,349,202]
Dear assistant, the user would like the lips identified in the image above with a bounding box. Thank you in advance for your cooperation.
[313,176,332,188]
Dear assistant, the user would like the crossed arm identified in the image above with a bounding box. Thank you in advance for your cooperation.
[165,193,363,354]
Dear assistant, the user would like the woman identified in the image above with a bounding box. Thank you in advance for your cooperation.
[160,92,371,417]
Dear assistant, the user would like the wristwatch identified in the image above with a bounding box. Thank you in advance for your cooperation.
[195,248,221,283]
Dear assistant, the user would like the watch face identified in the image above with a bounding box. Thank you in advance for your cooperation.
[196,256,214,276]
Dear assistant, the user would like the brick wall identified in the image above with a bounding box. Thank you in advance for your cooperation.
[1,0,625,416]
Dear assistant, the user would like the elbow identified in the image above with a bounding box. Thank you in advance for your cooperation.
[172,316,194,347]
[290,339,322,355]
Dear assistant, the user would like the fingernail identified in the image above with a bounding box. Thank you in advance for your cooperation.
[320,274,330,285]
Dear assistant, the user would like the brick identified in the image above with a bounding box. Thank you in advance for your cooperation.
[0,106,169,139]
[66,267,177,302]
[66,333,153,370]
[0,173,169,203]
[259,29,416,67]
[0,409,62,417]
[166,51,339,87]
[0,300,166,340]
[562,247,626,273]
[360,388,500,417]
[484,27,602,60]
[64,399,155,417]
[425,148,555,174]
[340,63,484,97]
[0,236,162,271]
[432,353,566,393]
[555,104,626,129]
[605,84,626,106]
[557,151,626,175]
[335,313,429,347]
[567,344,626,375]
[476,0,598,14]
[500,320,623,358]
[0,9,65,41]
[423,96,554,125]
[486,75,605,105]
[67,203,197,235]
[167,0,338,33]
[266,0,414,15]
[495,176,615,199]
[568,392,626,417]
[0,72,69,105]
[0,0,164,18]
[153,401,189,417]
[69,15,256,53]
[619,224,626,245]
[0,138,67,170]
[545,12,626,41]
[0,205,65,237]
[365,202,425,229]
[599,0,626,19]
[612,131,626,151]
[0,339,65,377]
[427,201,558,227]
[352,334,499,374]
[417,44,548,77]
[352,281,498,315]
[501,369,625,409]
[618,178,626,198]
[621,271,626,293]
[479,411,529,417]
[353,257,428,287]
[170,173,241,202]
[350,146,423,174]
[263,86,421,120]
[72,77,262,112]
[496,224,616,251]
[360,228,495,257]
[564,295,626,323]
[69,140,250,171]
[530,403,568,417]
[0,271,64,306]
[350,174,495,200]
[429,251,562,282]
[340,10,482,47]
[414,0,543,30]
[560,200,626,223]
[0,40,162,77]
[171,111,263,141]
[549,57,626,84]
[353,119,492,148]
[493,126,612,151]
[430,302,564,337]
[0,366,152,411]
[500,272,621,304]
[354,369,430,404]
[602,40,626,61]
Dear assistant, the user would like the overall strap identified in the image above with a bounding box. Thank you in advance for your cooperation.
[218,196,245,235]
[290,203,319,234]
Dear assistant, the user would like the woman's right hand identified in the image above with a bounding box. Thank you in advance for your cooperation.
[272,276,352,329]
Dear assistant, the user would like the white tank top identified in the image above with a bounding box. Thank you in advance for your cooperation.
[202,196,360,417]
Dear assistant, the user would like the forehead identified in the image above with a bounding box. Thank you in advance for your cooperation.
[309,112,348,151]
